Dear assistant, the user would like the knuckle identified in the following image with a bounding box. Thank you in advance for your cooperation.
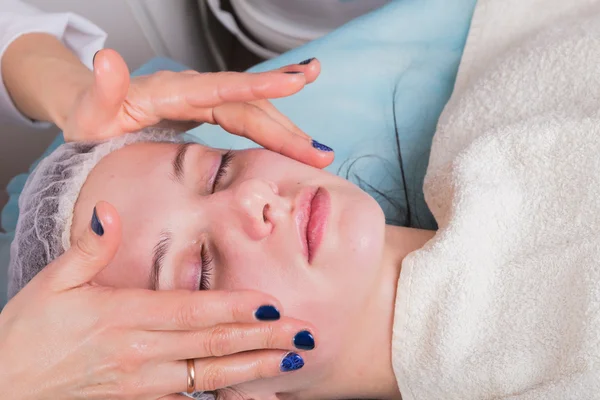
[74,236,98,262]
[249,357,271,381]
[112,353,140,376]
[200,363,228,391]
[122,98,147,124]
[226,291,250,321]
[106,343,146,376]
[213,75,232,102]
[125,342,149,367]
[261,324,277,348]
[175,298,201,329]
[205,326,234,356]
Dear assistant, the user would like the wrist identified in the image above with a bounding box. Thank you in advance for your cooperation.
[44,64,93,130]
[2,33,94,128]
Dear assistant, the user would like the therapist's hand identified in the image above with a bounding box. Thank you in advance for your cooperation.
[0,202,314,399]
[63,49,333,168]
[4,33,332,168]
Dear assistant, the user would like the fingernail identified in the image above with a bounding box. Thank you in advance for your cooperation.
[280,352,304,372]
[93,50,100,66]
[91,207,104,236]
[293,330,315,350]
[312,139,333,152]
[298,57,315,65]
[254,305,280,321]
[284,71,304,75]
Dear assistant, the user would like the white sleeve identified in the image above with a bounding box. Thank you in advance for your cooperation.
[0,0,107,127]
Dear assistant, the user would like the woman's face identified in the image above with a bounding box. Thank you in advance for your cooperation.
[71,142,386,395]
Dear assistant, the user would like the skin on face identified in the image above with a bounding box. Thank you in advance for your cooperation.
[71,142,386,396]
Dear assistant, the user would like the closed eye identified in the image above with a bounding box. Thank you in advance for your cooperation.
[212,150,234,193]
[199,150,234,290]
[199,244,213,291]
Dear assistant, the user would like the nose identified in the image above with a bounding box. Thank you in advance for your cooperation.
[232,178,291,240]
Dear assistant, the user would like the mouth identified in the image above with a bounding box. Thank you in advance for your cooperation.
[295,187,331,264]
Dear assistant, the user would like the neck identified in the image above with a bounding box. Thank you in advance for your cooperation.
[297,225,435,400]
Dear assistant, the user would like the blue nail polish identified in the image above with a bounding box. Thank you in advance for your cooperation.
[284,71,303,74]
[298,57,315,65]
[91,207,104,236]
[293,330,315,350]
[254,305,280,321]
[280,352,304,372]
[312,139,333,152]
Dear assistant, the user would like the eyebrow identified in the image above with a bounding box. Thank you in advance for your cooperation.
[153,143,203,290]
[172,142,192,183]
[151,231,171,290]
[151,143,192,290]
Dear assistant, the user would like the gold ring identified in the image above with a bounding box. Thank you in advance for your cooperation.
[186,359,196,394]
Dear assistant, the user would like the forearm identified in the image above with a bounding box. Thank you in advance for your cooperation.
[2,32,93,129]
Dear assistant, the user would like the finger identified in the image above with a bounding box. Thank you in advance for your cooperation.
[42,201,121,291]
[94,49,130,109]
[77,49,130,131]
[146,69,308,112]
[117,289,284,330]
[212,103,334,169]
[151,320,316,360]
[273,57,321,84]
[251,99,309,139]
[151,350,306,395]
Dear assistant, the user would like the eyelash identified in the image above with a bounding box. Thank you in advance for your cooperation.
[212,150,235,193]
[200,151,235,290]
[199,245,213,291]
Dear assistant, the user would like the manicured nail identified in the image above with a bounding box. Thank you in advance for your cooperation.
[293,330,315,350]
[93,50,99,66]
[254,305,280,321]
[91,207,104,236]
[284,71,304,75]
[280,352,304,372]
[312,139,333,152]
[298,57,315,65]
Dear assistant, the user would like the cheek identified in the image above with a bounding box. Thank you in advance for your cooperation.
[338,192,386,274]
[215,249,362,364]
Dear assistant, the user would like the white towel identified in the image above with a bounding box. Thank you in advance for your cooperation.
[392,0,600,399]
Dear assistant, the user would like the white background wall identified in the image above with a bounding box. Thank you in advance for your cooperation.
[0,0,211,218]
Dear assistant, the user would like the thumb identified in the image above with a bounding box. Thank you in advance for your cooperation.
[46,201,122,291]
[86,49,130,125]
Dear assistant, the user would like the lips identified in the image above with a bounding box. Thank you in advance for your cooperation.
[295,187,330,264]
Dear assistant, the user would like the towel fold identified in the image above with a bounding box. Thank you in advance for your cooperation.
[392,1,600,398]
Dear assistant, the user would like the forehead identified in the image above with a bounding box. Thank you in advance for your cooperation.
[74,141,179,211]
[70,142,186,288]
